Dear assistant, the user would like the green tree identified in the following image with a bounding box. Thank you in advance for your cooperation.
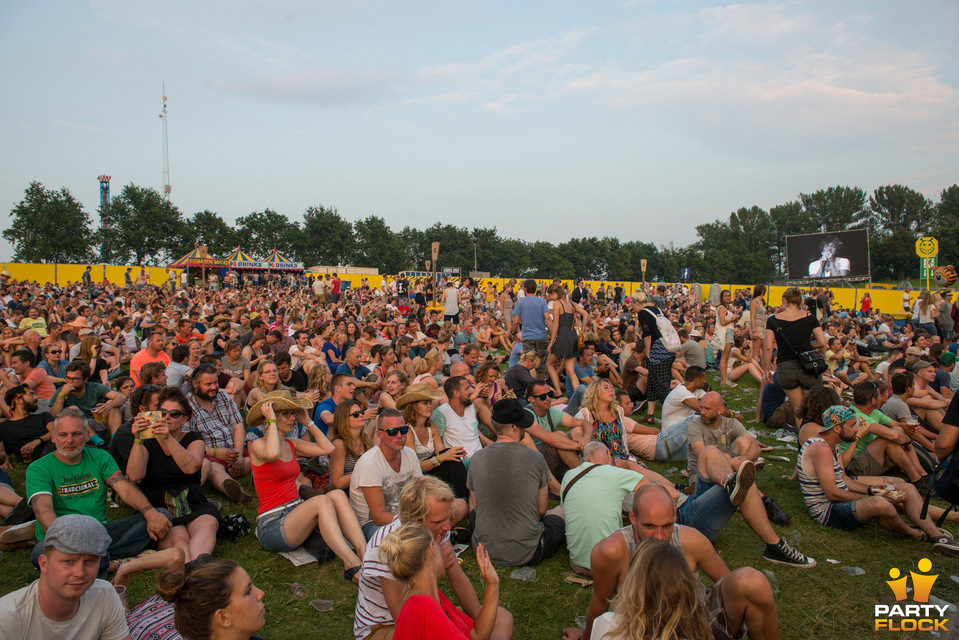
[235,209,301,260]
[868,185,933,235]
[175,210,239,258]
[300,205,354,267]
[353,215,404,274]
[799,186,869,232]
[104,184,184,265]
[768,201,812,279]
[3,181,94,264]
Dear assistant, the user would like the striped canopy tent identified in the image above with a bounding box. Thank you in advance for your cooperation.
[166,246,229,269]
[261,249,304,271]
[224,246,262,269]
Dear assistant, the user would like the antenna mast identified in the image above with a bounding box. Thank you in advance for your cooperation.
[160,82,171,200]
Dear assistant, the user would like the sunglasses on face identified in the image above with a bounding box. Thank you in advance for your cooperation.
[349,410,365,418]
[530,392,554,401]
[159,409,186,419]
[379,425,410,437]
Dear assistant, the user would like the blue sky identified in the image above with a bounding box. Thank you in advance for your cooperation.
[1,0,957,263]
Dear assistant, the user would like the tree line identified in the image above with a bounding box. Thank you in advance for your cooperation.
[6,181,958,284]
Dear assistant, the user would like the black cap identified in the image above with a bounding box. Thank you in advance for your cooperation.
[491,398,534,429]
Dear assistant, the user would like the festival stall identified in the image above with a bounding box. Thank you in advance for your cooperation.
[167,246,229,286]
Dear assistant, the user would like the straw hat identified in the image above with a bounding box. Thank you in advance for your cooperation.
[395,383,446,409]
[247,389,314,426]
[211,315,230,326]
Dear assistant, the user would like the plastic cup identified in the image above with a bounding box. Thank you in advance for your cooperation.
[292,583,307,600]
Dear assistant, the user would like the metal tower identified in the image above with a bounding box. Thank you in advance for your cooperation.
[98,175,111,260]
[160,83,171,200]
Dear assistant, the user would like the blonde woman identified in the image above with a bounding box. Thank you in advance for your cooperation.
[246,360,286,408]
[413,349,443,389]
[381,523,499,640]
[590,539,711,640]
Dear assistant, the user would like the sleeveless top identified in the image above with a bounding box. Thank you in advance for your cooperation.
[752,300,767,335]
[797,436,847,524]
[411,424,436,460]
[577,407,633,462]
[252,440,301,514]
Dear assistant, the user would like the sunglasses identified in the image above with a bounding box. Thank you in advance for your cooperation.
[159,409,187,419]
[379,425,410,437]
[47,349,61,354]
[530,392,554,401]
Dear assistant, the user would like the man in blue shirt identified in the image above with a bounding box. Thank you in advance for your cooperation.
[566,342,597,416]
[511,279,550,371]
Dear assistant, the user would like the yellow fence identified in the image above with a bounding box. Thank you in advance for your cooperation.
[0,263,933,319]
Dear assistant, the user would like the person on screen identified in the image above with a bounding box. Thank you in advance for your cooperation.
[808,237,850,278]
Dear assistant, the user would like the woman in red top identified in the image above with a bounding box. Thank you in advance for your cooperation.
[248,390,367,582]
[382,522,500,640]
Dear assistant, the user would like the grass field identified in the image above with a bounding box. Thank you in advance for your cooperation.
[3,370,959,639]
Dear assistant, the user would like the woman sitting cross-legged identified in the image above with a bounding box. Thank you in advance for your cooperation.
[247,390,367,583]
[126,387,220,562]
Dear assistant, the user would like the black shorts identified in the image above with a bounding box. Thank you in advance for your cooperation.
[444,313,460,325]
[528,514,565,566]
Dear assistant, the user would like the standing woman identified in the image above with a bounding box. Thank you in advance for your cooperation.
[397,384,470,500]
[382,523,500,640]
[126,388,220,561]
[717,290,740,388]
[749,284,768,420]
[633,292,673,425]
[546,283,589,397]
[499,280,515,328]
[762,286,828,415]
[918,291,940,339]
[247,392,367,582]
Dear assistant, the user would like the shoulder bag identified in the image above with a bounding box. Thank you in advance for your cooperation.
[769,316,827,376]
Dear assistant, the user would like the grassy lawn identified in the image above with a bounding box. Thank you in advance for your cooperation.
[3,370,959,638]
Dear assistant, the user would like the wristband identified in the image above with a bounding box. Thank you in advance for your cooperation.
[434,453,442,467]
[134,438,143,446]
[140,505,156,515]
[213,447,219,457]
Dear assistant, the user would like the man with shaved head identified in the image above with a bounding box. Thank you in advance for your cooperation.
[686,391,813,568]
[563,484,779,640]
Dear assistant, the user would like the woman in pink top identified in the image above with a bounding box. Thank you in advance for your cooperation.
[248,390,366,582]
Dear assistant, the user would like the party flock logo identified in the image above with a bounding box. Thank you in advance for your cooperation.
[875,558,949,632]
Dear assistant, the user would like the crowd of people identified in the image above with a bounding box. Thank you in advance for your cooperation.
[0,268,958,640]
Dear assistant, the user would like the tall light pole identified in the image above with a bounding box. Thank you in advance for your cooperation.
[471,237,478,273]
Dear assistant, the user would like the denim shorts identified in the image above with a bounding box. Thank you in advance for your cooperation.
[676,476,737,542]
[824,500,864,530]
[256,499,303,552]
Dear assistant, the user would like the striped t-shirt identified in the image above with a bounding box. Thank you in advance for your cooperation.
[797,437,849,524]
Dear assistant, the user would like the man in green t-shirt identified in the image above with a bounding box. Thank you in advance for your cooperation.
[523,380,592,483]
[840,381,929,493]
[49,361,127,434]
[25,407,171,577]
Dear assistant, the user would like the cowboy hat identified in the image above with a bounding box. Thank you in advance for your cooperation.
[395,383,446,409]
[247,389,314,427]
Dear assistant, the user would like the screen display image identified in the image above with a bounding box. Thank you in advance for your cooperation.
[786,229,870,280]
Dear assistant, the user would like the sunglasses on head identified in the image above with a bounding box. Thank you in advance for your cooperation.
[159,409,186,419]
[530,391,554,401]
[379,425,410,437]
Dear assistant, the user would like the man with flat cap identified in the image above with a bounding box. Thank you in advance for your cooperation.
[467,398,566,566]
[0,513,131,640]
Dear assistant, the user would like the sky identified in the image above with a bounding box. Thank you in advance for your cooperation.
[1,0,957,263]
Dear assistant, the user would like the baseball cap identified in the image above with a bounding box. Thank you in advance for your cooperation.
[820,405,854,433]
[913,360,935,373]
[43,514,111,557]
[905,346,923,357]
[941,353,956,366]
[491,398,534,429]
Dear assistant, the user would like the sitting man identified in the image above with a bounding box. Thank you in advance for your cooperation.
[184,364,252,504]
[561,441,651,578]
[431,376,493,463]
[25,408,173,577]
[467,399,565,566]
[523,379,592,483]
[0,514,130,639]
[909,358,950,434]
[686,392,813,565]
[350,408,424,540]
[49,361,126,435]
[563,484,778,640]
[659,365,707,430]
[354,476,511,640]
[0,385,55,464]
[841,379,929,493]
[798,405,959,555]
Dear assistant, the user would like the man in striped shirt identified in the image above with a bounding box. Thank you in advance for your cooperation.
[797,405,959,555]
[354,476,510,640]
